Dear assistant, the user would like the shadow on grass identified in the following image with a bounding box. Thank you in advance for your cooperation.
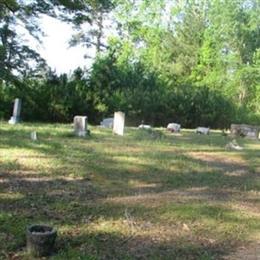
[55,230,234,260]
[0,169,259,259]
[0,185,259,259]
[0,124,259,193]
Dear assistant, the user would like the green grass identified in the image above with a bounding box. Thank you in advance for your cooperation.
[0,122,259,259]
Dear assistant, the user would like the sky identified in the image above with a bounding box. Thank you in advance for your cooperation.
[35,15,95,75]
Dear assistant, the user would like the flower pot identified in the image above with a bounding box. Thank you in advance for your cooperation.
[27,224,57,257]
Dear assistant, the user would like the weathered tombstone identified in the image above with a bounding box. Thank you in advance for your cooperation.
[231,124,260,139]
[113,111,125,136]
[73,116,87,137]
[167,123,181,132]
[196,127,210,135]
[8,98,22,124]
[100,118,114,128]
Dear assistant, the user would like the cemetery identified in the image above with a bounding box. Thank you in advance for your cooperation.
[0,0,259,259]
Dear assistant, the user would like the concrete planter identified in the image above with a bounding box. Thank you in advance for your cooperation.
[27,224,57,257]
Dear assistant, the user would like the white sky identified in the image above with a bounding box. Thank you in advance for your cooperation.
[36,15,95,74]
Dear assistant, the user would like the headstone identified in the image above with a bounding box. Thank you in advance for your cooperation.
[231,124,260,139]
[225,140,243,150]
[113,111,125,136]
[30,131,37,141]
[8,98,22,124]
[196,127,210,135]
[100,118,114,128]
[138,124,151,129]
[73,116,88,137]
[167,123,181,132]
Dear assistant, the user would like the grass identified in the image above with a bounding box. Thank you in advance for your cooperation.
[0,122,259,259]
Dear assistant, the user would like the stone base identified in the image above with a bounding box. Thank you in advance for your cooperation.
[8,116,20,124]
[27,224,57,257]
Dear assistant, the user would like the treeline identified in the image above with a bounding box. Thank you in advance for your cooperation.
[0,0,259,128]
[0,58,256,128]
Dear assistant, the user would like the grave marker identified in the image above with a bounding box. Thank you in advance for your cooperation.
[30,131,37,141]
[231,124,259,139]
[167,123,181,132]
[100,118,113,128]
[196,127,210,135]
[74,116,88,137]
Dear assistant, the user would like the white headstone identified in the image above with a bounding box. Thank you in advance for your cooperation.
[74,116,88,137]
[167,123,181,132]
[113,111,125,136]
[196,127,210,135]
[8,98,22,124]
[138,124,151,129]
[30,131,37,141]
[100,118,114,128]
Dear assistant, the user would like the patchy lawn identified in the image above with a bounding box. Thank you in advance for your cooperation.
[0,122,259,259]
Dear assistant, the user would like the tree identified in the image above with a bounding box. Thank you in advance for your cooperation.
[0,0,113,82]
[0,0,259,126]
[68,0,115,57]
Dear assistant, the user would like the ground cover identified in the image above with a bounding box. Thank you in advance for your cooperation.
[0,123,259,259]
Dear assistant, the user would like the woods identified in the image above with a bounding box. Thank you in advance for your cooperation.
[0,0,259,127]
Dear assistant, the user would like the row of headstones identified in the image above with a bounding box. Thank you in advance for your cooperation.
[166,123,210,135]
[165,123,259,138]
[74,111,125,137]
[138,122,210,135]
[6,98,125,137]
[99,119,209,135]
[147,122,260,138]
[166,123,260,138]
[7,98,260,139]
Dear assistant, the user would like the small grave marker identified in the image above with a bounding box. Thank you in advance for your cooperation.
[30,131,37,141]
[100,118,113,128]
[167,123,181,132]
[225,140,243,150]
[138,124,151,129]
[196,127,210,135]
